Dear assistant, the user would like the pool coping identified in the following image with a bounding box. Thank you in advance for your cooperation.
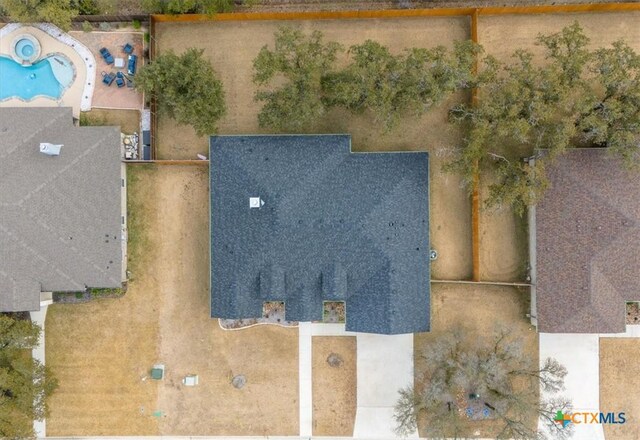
[0,23,96,111]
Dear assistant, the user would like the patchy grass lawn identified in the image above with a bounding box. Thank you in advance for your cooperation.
[312,336,356,436]
[414,283,538,438]
[46,166,299,436]
[155,17,473,281]
[80,109,140,134]
[600,338,640,440]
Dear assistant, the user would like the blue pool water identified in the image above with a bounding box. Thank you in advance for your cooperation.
[15,39,35,60]
[0,55,71,101]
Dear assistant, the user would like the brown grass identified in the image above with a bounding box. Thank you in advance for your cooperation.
[312,336,356,436]
[46,165,160,436]
[80,109,141,134]
[414,283,538,438]
[46,166,299,436]
[600,338,640,440]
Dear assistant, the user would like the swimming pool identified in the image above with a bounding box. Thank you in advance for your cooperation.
[0,54,75,101]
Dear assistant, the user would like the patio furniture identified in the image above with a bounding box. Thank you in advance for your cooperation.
[127,54,138,76]
[182,374,199,386]
[99,47,114,65]
[123,43,134,54]
[114,57,125,68]
[101,71,115,86]
[150,364,165,380]
[115,72,125,88]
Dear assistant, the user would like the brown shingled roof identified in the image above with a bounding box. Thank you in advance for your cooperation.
[536,148,640,333]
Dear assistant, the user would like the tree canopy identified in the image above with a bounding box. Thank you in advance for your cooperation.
[140,0,237,14]
[2,0,78,31]
[394,328,572,440]
[136,48,226,137]
[253,26,480,132]
[446,22,640,214]
[0,314,58,439]
[323,40,481,131]
[253,26,343,132]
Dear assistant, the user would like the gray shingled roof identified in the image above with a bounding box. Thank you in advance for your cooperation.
[0,107,123,312]
[535,148,640,333]
[210,135,430,334]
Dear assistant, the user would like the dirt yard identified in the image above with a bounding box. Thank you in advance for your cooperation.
[155,17,473,280]
[312,336,357,436]
[414,283,538,438]
[46,166,299,436]
[600,338,640,440]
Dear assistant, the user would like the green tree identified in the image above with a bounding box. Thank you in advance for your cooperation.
[140,0,236,14]
[578,40,640,166]
[323,40,481,131]
[135,48,226,137]
[252,26,342,132]
[2,0,78,30]
[446,23,594,213]
[394,328,572,439]
[0,314,58,439]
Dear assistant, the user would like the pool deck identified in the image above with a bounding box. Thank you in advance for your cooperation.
[69,31,144,111]
[0,24,94,117]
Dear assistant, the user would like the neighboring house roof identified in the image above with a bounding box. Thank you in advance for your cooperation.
[0,107,123,312]
[535,149,640,333]
[210,135,430,335]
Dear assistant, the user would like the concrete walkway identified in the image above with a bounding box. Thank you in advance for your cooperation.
[30,302,51,439]
[353,333,417,439]
[298,322,312,437]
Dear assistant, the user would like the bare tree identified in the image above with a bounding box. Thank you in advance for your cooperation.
[394,328,572,440]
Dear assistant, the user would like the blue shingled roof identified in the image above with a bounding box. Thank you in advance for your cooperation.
[210,135,430,334]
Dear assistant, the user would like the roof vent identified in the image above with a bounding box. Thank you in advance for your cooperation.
[40,143,62,156]
[250,197,265,209]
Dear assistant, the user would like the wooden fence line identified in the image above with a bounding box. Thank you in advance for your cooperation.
[150,2,640,23]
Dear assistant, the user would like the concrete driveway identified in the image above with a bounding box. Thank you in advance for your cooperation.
[538,333,605,440]
[353,333,418,438]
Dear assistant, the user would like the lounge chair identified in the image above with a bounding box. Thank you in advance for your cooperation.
[123,43,134,55]
[101,71,115,86]
[115,72,125,88]
[99,47,114,65]
[127,54,137,76]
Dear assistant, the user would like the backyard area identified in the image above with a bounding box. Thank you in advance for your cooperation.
[155,16,474,281]
[46,165,299,436]
[414,283,538,438]
[312,336,357,436]
[600,338,640,440]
